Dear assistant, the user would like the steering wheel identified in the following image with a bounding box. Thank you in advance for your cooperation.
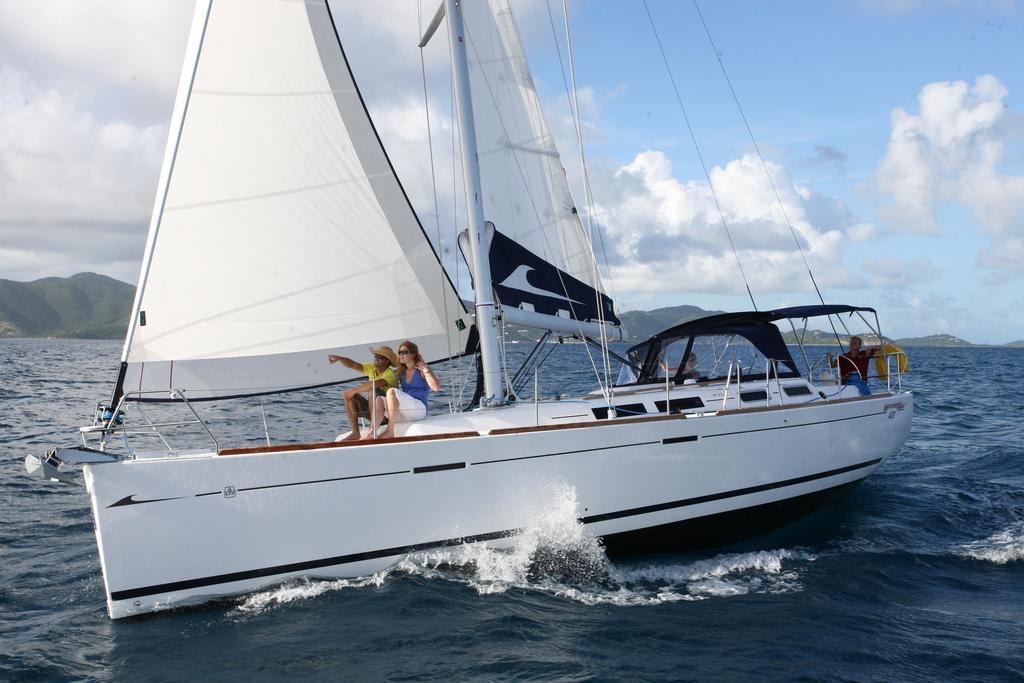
[809,353,836,381]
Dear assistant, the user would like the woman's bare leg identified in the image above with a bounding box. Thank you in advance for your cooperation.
[379,389,402,439]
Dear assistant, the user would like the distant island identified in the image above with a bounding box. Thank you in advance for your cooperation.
[1,273,1021,348]
[0,273,134,339]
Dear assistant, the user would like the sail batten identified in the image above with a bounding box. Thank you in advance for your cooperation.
[119,0,467,401]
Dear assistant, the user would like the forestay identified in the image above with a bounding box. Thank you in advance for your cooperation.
[117,0,468,402]
[460,0,620,328]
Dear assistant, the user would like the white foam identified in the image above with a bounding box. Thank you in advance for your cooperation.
[231,483,815,615]
[960,522,1024,565]
[612,548,812,601]
[400,481,608,595]
[233,574,384,615]
[398,483,814,606]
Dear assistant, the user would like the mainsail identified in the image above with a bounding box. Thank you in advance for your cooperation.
[460,0,621,330]
[116,0,469,402]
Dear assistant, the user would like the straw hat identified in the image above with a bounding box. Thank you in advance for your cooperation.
[369,345,398,367]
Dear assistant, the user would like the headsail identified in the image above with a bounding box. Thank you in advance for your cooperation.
[460,0,621,330]
[116,0,469,402]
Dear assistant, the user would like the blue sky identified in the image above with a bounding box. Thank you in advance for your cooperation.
[509,1,1024,343]
[0,1,1021,342]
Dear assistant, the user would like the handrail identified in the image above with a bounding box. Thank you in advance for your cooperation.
[88,389,222,454]
[720,360,743,411]
[735,361,742,410]
[171,390,220,451]
[260,401,271,446]
[764,358,783,407]
[721,362,733,411]
[534,370,540,426]
[133,403,175,452]
[664,359,671,413]
[885,350,907,393]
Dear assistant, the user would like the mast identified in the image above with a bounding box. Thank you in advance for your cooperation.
[446,0,505,406]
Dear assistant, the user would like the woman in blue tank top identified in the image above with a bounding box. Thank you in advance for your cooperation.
[378,340,441,439]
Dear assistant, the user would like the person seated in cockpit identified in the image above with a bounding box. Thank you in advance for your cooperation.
[826,336,878,396]
[679,353,703,382]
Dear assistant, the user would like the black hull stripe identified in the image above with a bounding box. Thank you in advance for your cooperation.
[580,458,882,524]
[194,469,410,497]
[600,479,862,554]
[109,495,186,508]
[109,528,521,602]
[108,458,880,604]
[413,462,465,474]
[662,435,698,444]
[471,440,660,466]
[703,410,877,439]
[122,413,885,505]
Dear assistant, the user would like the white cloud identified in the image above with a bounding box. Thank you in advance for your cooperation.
[0,1,191,283]
[0,66,166,282]
[0,0,189,113]
[875,75,1024,276]
[594,149,861,299]
[0,68,165,225]
[0,0,560,287]
[859,255,939,288]
[857,0,1018,13]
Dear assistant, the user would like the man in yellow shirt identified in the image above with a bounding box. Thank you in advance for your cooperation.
[328,346,399,440]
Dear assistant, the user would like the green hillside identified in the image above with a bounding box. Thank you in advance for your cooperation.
[0,273,134,338]
[894,333,974,347]
[780,329,845,345]
[618,304,721,340]
[1,275,1018,348]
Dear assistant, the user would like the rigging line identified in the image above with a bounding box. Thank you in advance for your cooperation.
[460,12,606,388]
[641,0,758,311]
[536,15,592,296]
[461,9,589,313]
[544,0,617,300]
[545,0,593,262]
[418,0,456,401]
[498,310,516,400]
[544,0,576,121]
[561,0,613,399]
[691,0,827,307]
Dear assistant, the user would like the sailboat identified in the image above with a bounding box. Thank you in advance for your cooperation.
[26,0,912,619]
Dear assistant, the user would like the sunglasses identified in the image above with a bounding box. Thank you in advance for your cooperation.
[398,349,411,355]
[373,355,389,362]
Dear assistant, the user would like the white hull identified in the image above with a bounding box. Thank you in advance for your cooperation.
[81,382,913,618]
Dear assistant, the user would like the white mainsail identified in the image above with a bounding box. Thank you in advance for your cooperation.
[460,0,618,328]
[117,0,469,401]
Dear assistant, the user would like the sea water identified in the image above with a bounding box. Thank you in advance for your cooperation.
[2,339,1022,680]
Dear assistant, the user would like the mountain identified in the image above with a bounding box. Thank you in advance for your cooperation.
[780,329,843,345]
[0,273,135,338]
[894,333,974,347]
[1,275,1019,348]
[466,301,719,343]
[618,304,723,341]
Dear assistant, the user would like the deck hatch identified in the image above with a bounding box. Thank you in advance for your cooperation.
[592,403,648,420]
[653,397,704,414]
